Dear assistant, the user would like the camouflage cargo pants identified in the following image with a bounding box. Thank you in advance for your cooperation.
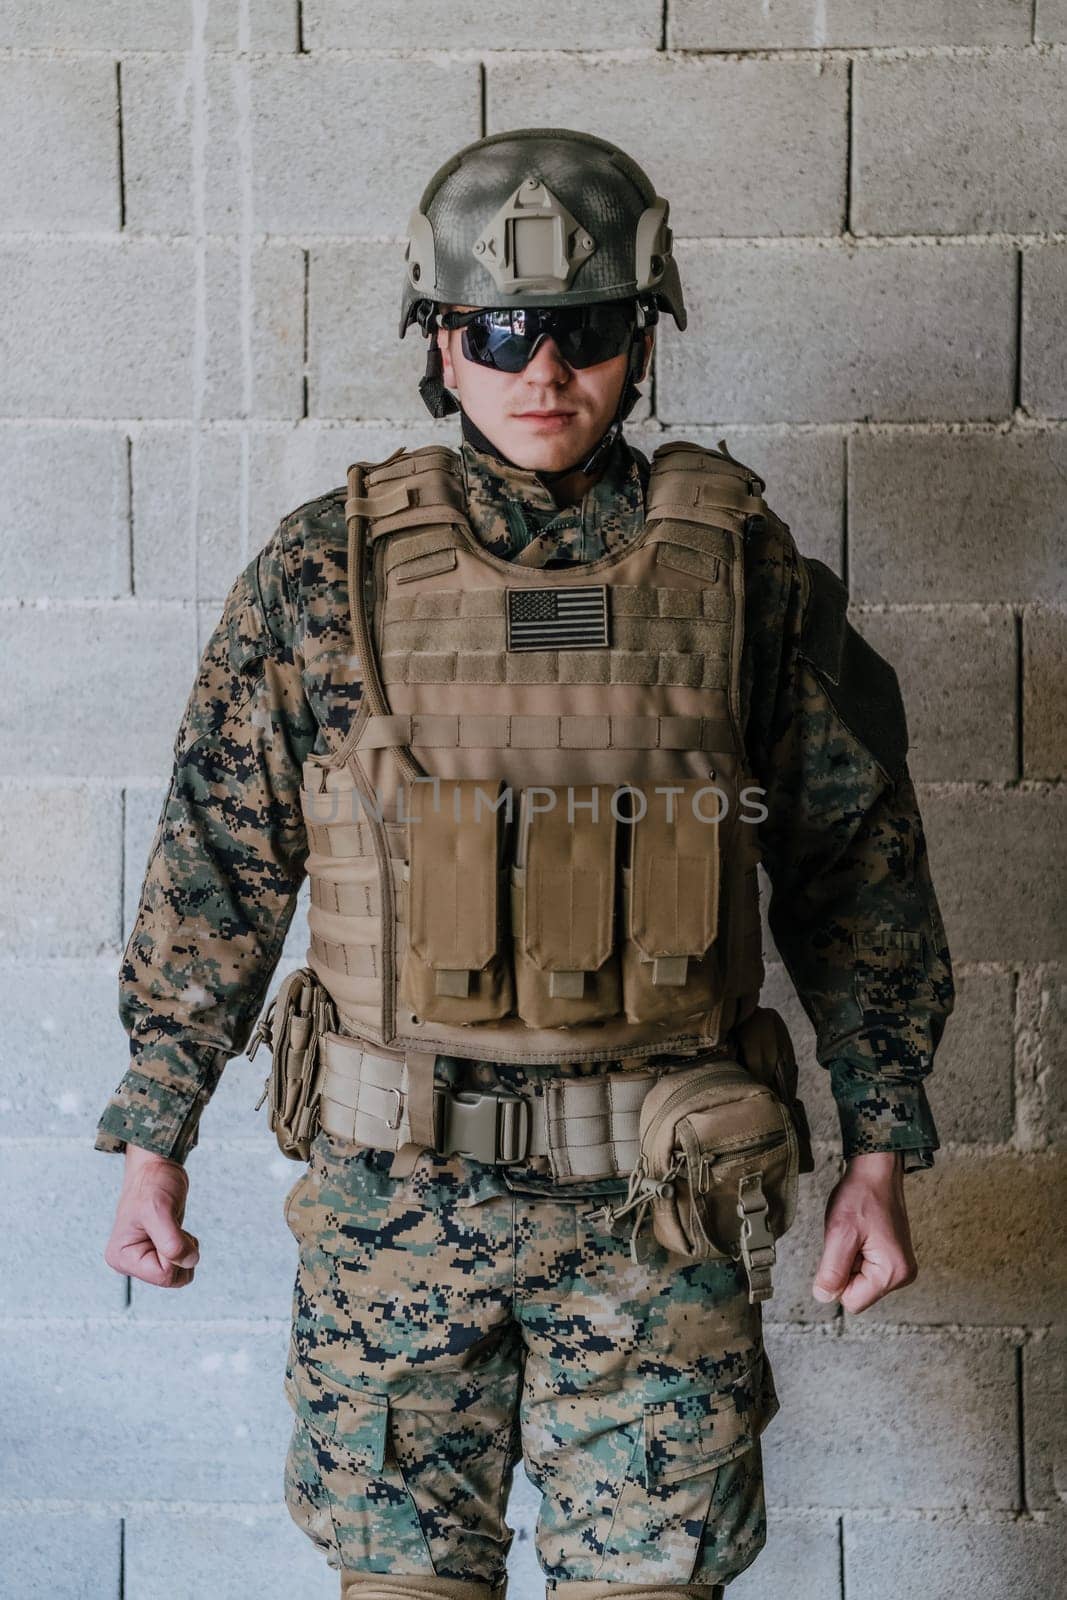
[283,1128,779,1595]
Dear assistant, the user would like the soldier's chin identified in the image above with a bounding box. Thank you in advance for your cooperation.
[502,420,598,473]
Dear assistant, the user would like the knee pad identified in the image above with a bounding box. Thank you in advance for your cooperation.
[550,1585,724,1600]
[339,1576,507,1600]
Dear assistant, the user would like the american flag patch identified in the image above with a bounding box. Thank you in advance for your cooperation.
[505,586,609,652]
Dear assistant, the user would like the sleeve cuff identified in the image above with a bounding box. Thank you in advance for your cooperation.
[829,1060,940,1169]
[94,1068,208,1165]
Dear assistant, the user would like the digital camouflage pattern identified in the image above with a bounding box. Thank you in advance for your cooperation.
[463,435,647,567]
[96,428,953,1172]
[282,1132,772,1591]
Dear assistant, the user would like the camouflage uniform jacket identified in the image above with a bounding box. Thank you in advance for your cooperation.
[95,434,955,1172]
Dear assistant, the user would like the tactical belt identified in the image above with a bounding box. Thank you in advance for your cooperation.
[316,1032,663,1182]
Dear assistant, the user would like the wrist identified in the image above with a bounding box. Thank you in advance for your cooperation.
[124,1142,185,1180]
[843,1151,903,1183]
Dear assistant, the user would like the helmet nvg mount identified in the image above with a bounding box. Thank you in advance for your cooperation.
[400,127,686,469]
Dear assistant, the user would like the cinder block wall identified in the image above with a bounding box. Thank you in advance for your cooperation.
[1,5,1064,1597]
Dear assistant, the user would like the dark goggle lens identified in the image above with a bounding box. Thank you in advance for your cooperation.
[459,304,637,373]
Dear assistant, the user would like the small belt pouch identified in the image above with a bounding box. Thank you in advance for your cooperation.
[620,778,725,1024]
[250,967,337,1162]
[511,784,621,1027]
[400,777,515,1025]
[597,1055,800,1303]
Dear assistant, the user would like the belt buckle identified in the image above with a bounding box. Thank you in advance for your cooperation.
[440,1089,531,1164]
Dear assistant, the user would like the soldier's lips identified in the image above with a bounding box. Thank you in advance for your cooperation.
[513,411,578,430]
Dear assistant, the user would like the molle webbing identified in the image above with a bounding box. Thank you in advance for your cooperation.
[304,439,767,1063]
[355,712,735,753]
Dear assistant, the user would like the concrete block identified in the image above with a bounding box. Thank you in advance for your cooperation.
[0,1142,127,1313]
[0,784,121,958]
[1024,1330,1067,1511]
[306,0,659,47]
[1016,965,1067,1149]
[659,245,1015,425]
[852,606,1017,783]
[849,1153,1067,1327]
[249,58,479,235]
[761,1328,1019,1508]
[0,1512,120,1600]
[0,243,194,420]
[854,55,1067,235]
[0,958,127,1140]
[1023,247,1067,419]
[0,604,194,779]
[670,0,1031,47]
[926,968,1015,1146]
[849,432,1067,605]
[919,786,1067,965]
[132,430,244,601]
[0,0,296,49]
[630,426,844,570]
[1023,607,1067,779]
[765,1146,845,1326]
[0,1320,294,1502]
[248,422,454,538]
[128,1141,303,1320]
[0,427,130,600]
[845,1515,1067,1600]
[729,1512,842,1599]
[205,0,301,50]
[1036,0,1067,39]
[487,56,848,238]
[205,244,305,421]
[121,58,240,235]
[505,1462,542,1599]
[125,1508,335,1600]
[309,244,424,420]
[0,60,118,232]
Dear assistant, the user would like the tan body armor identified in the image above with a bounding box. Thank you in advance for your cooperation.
[299,440,769,1068]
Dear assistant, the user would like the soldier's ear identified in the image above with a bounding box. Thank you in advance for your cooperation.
[437,316,457,388]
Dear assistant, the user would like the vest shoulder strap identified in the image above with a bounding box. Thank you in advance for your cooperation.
[345,445,466,542]
[646,438,769,532]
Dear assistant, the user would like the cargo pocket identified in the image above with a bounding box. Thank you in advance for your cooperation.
[587,1352,778,1586]
[511,785,621,1027]
[284,1349,433,1571]
[643,1350,778,1487]
[620,779,725,1024]
[399,777,514,1025]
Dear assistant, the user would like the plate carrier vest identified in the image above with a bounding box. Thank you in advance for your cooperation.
[299,439,770,1068]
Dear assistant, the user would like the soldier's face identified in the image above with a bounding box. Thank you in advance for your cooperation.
[438,306,653,472]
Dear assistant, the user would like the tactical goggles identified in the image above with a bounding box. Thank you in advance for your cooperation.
[437,299,654,374]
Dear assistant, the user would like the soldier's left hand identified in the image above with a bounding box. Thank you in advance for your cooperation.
[811,1152,917,1313]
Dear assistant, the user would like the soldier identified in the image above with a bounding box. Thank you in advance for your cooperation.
[100,129,955,1600]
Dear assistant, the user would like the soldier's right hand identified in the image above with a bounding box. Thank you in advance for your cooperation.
[104,1143,201,1289]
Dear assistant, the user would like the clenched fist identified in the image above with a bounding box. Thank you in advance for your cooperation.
[104,1143,200,1289]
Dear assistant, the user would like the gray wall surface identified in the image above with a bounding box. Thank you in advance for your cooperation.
[1,3,1065,1597]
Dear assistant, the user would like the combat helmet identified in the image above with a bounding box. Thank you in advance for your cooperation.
[400,127,687,448]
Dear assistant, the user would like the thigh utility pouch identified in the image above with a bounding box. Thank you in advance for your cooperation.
[592,1040,807,1304]
[397,777,729,1032]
